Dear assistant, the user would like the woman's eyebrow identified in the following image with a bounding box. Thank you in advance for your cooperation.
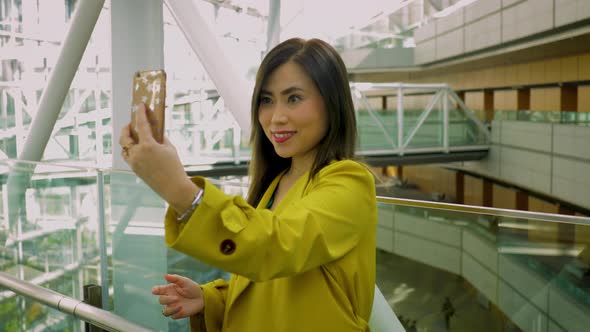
[260,86,304,96]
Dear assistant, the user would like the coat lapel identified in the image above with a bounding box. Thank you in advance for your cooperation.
[225,171,311,309]
[225,174,283,308]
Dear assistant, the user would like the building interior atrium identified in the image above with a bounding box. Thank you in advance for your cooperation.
[0,0,589,331]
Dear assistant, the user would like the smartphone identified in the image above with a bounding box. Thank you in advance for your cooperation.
[130,69,166,143]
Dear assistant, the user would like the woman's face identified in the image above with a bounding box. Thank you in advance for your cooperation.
[258,62,329,167]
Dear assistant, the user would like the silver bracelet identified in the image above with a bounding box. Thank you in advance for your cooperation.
[176,188,204,223]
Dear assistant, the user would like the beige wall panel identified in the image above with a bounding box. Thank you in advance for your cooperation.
[492,184,516,209]
[468,70,481,89]
[530,88,545,111]
[504,64,517,87]
[455,72,466,90]
[579,53,590,80]
[578,86,590,112]
[432,167,456,201]
[403,166,434,192]
[470,70,482,88]
[545,87,561,111]
[448,74,458,88]
[495,90,518,110]
[464,175,483,206]
[475,69,488,88]
[544,58,561,83]
[490,68,499,87]
[419,166,435,192]
[530,88,561,111]
[516,63,531,86]
[493,90,505,110]
[528,196,559,214]
[465,92,484,111]
[482,69,494,88]
[530,60,545,84]
[561,55,578,82]
[504,90,518,110]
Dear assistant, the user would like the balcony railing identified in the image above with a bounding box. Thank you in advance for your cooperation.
[1,158,587,331]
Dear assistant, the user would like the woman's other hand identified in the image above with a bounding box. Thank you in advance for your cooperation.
[119,103,199,211]
[152,274,204,319]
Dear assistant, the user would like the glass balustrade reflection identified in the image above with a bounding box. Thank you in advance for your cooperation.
[0,160,104,332]
[0,160,243,332]
[7,158,589,331]
[107,170,240,331]
[376,199,590,332]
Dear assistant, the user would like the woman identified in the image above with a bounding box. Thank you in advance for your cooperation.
[119,38,377,332]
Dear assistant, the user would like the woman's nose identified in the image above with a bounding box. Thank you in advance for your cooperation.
[270,104,288,123]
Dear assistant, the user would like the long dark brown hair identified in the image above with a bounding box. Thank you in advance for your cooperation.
[247,38,357,206]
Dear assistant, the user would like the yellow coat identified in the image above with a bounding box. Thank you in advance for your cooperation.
[164,160,377,332]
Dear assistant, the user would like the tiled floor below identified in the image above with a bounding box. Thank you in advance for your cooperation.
[375,249,521,332]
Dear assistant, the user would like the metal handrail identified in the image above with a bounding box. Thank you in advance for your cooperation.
[377,196,590,226]
[0,272,154,332]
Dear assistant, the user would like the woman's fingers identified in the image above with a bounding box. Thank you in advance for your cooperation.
[158,294,178,305]
[135,103,156,144]
[151,283,174,295]
[163,305,182,318]
[164,273,188,287]
[119,123,134,146]
[170,307,187,320]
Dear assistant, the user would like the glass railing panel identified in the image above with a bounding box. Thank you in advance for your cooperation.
[107,170,243,331]
[0,160,107,332]
[403,106,444,150]
[495,110,590,126]
[357,109,399,152]
[376,198,590,332]
[106,170,168,331]
[399,90,443,149]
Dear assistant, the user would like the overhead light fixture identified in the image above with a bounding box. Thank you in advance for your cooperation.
[432,0,480,18]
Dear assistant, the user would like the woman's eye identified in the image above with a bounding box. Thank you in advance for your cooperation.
[288,95,302,103]
[259,96,272,105]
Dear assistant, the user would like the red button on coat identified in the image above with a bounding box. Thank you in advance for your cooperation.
[220,239,236,255]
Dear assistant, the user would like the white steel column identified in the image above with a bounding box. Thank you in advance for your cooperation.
[397,86,404,155]
[110,3,167,330]
[443,89,449,152]
[111,0,164,170]
[17,0,105,162]
[164,0,252,139]
[7,0,104,237]
[267,0,281,51]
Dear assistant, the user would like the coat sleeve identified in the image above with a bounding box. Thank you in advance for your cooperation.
[189,279,228,332]
[165,160,376,282]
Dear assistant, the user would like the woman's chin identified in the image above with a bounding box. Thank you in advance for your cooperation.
[275,152,292,159]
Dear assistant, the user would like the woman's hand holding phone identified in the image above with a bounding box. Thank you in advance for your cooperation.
[119,71,200,213]
[130,70,166,143]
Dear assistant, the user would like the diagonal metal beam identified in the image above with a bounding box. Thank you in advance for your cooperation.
[165,0,251,139]
[401,90,443,149]
[428,0,443,11]
[6,0,105,246]
[17,0,104,163]
[448,89,491,142]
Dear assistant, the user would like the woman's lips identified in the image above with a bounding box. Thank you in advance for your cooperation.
[272,131,296,143]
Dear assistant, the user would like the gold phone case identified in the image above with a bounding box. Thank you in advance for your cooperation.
[131,69,166,143]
